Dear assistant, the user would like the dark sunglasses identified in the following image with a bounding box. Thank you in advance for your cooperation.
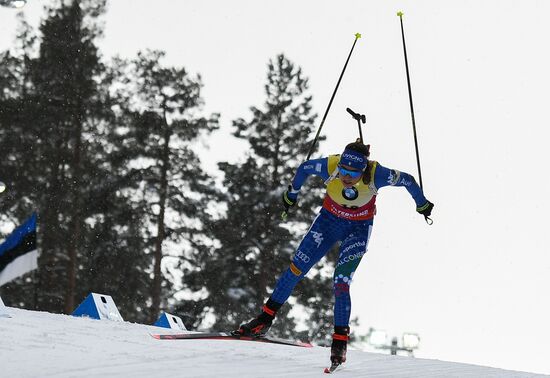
[338,165,362,178]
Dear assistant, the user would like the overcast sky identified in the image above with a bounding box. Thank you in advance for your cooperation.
[1,0,549,375]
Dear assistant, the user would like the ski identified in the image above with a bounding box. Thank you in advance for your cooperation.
[151,331,313,348]
[324,362,342,374]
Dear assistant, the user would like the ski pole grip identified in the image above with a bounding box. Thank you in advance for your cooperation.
[347,107,366,125]
[346,107,359,119]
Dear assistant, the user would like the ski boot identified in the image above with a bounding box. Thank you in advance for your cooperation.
[330,326,350,365]
[235,299,282,337]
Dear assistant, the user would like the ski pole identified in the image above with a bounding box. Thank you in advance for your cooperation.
[397,11,432,225]
[305,33,362,161]
[346,107,366,143]
[282,33,362,221]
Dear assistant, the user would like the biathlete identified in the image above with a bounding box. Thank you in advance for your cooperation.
[235,140,434,365]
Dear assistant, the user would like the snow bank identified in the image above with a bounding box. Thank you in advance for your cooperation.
[0,307,546,378]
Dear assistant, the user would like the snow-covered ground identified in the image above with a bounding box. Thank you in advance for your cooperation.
[0,306,547,378]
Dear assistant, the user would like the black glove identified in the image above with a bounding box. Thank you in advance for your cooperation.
[282,185,299,211]
[416,200,434,217]
[281,185,299,220]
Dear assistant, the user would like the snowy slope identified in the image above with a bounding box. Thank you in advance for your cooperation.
[0,306,547,378]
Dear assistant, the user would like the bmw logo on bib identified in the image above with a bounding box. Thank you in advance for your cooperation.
[342,187,359,201]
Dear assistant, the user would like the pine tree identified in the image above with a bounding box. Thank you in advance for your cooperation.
[0,12,38,208]
[0,13,45,307]
[1,3,218,323]
[183,54,337,340]
[109,50,219,323]
[0,0,127,314]
[27,0,111,313]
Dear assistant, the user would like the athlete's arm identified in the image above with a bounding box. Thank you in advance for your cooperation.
[290,158,330,191]
[373,163,427,207]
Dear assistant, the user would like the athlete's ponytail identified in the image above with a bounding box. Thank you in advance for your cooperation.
[345,139,370,158]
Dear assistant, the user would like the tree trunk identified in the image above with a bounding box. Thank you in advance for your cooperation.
[150,119,171,323]
[40,136,64,313]
[65,113,83,314]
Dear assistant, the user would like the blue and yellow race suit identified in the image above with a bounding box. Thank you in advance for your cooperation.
[270,155,427,326]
